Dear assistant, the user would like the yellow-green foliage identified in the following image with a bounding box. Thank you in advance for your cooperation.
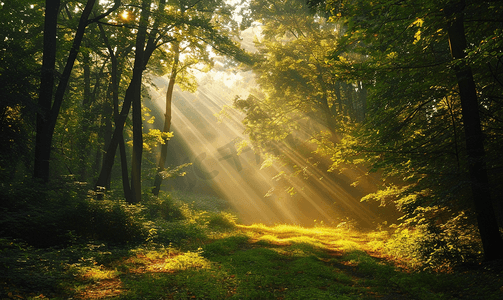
[163,248,211,271]
[238,223,372,253]
[380,213,483,270]
[74,265,120,281]
[206,212,237,230]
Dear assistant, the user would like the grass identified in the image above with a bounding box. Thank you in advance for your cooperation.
[1,190,502,299]
[2,225,503,300]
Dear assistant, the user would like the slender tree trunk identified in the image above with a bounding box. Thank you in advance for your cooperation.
[342,83,352,118]
[446,0,503,261]
[357,81,367,122]
[118,131,132,200]
[99,80,114,189]
[97,23,133,201]
[129,0,152,204]
[95,0,151,203]
[315,64,338,142]
[78,49,92,180]
[152,41,180,196]
[334,81,343,115]
[130,80,143,203]
[34,0,60,182]
[34,0,97,182]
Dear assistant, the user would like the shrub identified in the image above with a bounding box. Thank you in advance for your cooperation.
[141,192,185,221]
[70,199,149,245]
[0,178,151,246]
[0,178,88,247]
[384,213,483,270]
[206,212,237,230]
[151,219,207,246]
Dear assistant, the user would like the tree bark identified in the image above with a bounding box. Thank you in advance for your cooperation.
[34,0,60,182]
[130,79,143,203]
[446,0,503,261]
[97,23,133,202]
[34,0,101,182]
[95,0,151,203]
[129,0,152,204]
[78,49,92,180]
[152,41,180,196]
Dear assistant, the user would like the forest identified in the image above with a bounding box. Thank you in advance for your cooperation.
[1,0,503,299]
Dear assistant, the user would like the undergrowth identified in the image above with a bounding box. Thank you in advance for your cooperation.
[0,179,502,299]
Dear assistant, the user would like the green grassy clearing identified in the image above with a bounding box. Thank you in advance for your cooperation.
[1,190,502,299]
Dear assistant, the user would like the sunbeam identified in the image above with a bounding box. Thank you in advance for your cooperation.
[146,70,396,228]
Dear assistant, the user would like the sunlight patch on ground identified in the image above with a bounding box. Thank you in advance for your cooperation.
[75,279,123,300]
[75,248,213,299]
[72,223,471,300]
[162,249,212,270]
[237,223,383,254]
[78,266,119,281]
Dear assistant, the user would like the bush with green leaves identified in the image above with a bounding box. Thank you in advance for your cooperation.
[0,179,149,246]
[1,177,239,249]
[0,178,89,247]
[205,211,237,230]
[70,199,149,245]
[141,192,185,221]
[384,213,483,270]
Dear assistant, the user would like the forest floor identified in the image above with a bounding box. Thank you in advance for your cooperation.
[1,222,503,300]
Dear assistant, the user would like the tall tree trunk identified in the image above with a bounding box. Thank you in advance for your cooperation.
[95,0,151,203]
[129,0,153,204]
[78,49,92,180]
[446,0,503,261]
[34,0,97,182]
[97,23,132,201]
[130,79,143,203]
[152,41,180,196]
[98,77,114,189]
[315,64,338,143]
[34,0,60,182]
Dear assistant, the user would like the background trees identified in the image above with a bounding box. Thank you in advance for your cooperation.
[233,0,383,227]
[327,0,503,261]
[1,0,502,266]
[0,1,43,181]
[323,0,503,261]
[0,0,249,202]
[233,0,503,262]
[34,0,120,183]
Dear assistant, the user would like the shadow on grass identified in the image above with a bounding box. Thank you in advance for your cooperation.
[2,225,503,300]
[99,229,503,300]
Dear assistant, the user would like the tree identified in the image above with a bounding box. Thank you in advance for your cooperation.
[234,0,367,192]
[97,20,135,198]
[34,0,60,182]
[0,0,44,181]
[320,0,503,261]
[150,0,236,195]
[444,0,503,261]
[95,0,156,203]
[227,0,395,227]
[34,0,119,183]
[95,0,250,202]
[151,40,180,196]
